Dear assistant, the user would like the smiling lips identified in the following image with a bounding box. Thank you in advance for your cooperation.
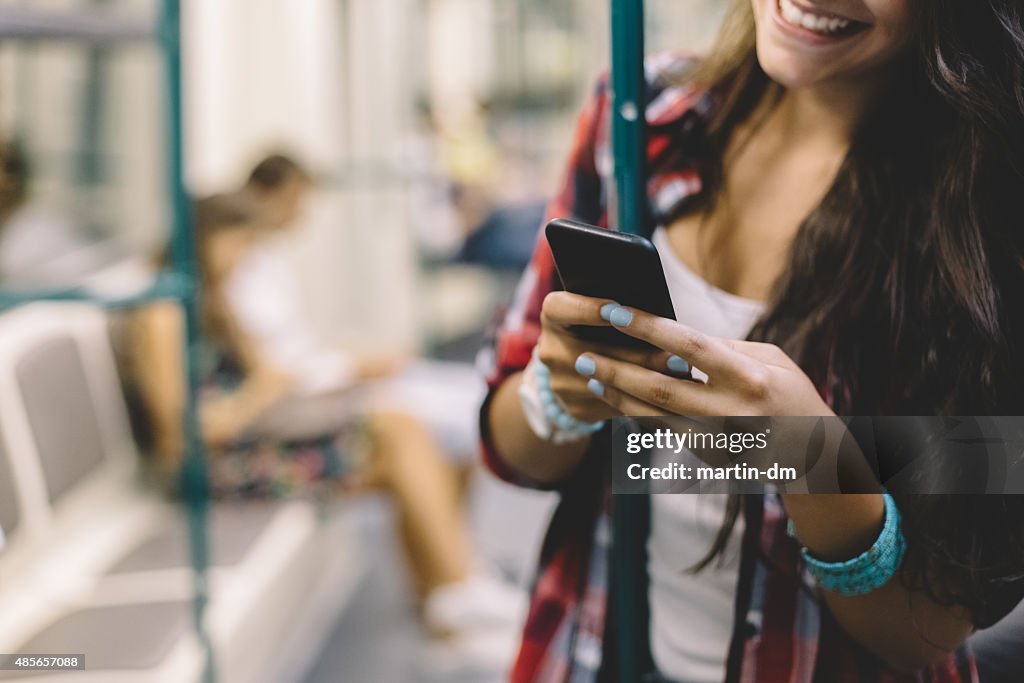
[777,0,868,37]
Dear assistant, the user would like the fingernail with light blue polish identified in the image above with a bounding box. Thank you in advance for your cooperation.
[575,354,597,377]
[609,307,633,327]
[667,355,690,373]
[600,302,620,321]
[587,379,605,397]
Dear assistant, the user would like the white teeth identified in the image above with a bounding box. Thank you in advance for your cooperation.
[777,0,853,36]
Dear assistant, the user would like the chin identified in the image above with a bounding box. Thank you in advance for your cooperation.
[755,42,820,89]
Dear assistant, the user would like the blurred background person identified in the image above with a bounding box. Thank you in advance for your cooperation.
[0,141,107,288]
[124,153,525,675]
[0,140,156,295]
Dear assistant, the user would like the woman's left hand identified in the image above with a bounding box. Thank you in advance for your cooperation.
[576,304,834,418]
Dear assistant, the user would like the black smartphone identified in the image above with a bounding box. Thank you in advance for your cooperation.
[545,218,675,348]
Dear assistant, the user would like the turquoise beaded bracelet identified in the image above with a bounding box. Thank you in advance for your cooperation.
[788,492,905,597]
[533,358,606,438]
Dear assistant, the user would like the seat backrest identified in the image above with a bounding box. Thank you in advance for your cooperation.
[15,334,108,505]
[0,302,137,530]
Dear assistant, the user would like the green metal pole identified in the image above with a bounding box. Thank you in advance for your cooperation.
[610,0,648,239]
[159,1,215,681]
[77,0,113,193]
[610,1,649,681]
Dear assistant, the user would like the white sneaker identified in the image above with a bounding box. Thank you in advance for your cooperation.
[423,574,528,636]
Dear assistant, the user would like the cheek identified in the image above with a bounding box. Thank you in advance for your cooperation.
[864,1,915,58]
[848,22,914,75]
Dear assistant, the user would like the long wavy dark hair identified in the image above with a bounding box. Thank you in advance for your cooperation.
[685,0,1024,629]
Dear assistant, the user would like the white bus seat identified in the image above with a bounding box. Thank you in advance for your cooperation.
[0,302,369,683]
[15,335,108,505]
[107,502,281,574]
[0,602,190,679]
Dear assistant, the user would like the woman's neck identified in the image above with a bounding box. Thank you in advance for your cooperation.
[769,74,887,150]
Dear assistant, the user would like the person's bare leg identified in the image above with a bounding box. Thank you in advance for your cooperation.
[362,411,472,600]
[454,463,474,509]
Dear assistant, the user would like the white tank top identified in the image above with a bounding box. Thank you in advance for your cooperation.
[647,227,765,683]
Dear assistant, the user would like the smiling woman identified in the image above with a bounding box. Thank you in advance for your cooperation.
[480,0,1024,681]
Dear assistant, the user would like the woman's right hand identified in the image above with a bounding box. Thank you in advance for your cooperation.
[200,366,293,449]
[537,291,686,423]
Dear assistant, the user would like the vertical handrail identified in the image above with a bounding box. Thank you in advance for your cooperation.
[159,1,215,681]
[610,1,650,681]
[610,0,648,239]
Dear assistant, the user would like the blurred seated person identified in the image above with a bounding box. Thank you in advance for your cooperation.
[457,200,545,273]
[0,141,145,292]
[402,105,544,273]
[124,154,522,671]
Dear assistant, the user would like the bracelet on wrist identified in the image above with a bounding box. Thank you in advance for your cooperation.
[788,492,905,597]
[519,351,605,444]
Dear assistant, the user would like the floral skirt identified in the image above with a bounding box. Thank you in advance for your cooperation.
[206,426,369,501]
[200,360,371,501]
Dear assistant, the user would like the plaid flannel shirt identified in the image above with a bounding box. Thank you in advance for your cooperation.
[478,53,978,683]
